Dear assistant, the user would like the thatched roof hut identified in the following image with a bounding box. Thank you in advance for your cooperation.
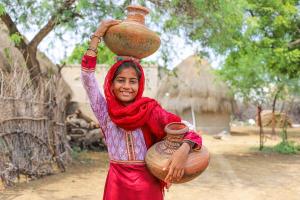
[0,22,73,185]
[157,55,234,134]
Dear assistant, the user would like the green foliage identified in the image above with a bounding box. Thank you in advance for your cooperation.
[154,0,300,77]
[207,0,300,105]
[1,0,129,41]
[273,141,300,154]
[259,141,300,154]
[0,3,5,16]
[67,42,116,65]
[9,33,22,45]
[67,41,159,66]
[153,0,247,53]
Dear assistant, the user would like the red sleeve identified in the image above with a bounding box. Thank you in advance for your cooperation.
[81,54,97,72]
[146,104,181,144]
[183,131,202,150]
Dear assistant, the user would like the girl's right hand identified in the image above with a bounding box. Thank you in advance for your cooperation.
[95,19,122,37]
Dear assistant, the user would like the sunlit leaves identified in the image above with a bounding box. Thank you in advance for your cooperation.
[0,3,5,16]
[76,0,91,11]
[9,33,22,45]
[67,41,115,65]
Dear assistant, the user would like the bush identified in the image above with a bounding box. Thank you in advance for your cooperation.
[260,141,300,154]
[273,141,300,154]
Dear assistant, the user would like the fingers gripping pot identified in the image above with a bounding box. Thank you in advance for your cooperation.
[145,122,210,183]
[103,5,161,59]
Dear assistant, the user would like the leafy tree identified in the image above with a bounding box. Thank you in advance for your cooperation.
[148,0,299,148]
[0,0,80,87]
[0,0,131,87]
[217,0,300,137]
[149,0,300,76]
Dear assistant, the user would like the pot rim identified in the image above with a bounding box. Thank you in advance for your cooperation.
[164,122,189,135]
[126,5,150,15]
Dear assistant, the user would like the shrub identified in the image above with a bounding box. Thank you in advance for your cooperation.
[273,141,300,154]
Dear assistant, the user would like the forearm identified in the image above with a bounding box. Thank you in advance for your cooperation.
[85,19,121,57]
[85,36,101,57]
[183,131,202,150]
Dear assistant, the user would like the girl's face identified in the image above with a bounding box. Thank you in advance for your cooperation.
[112,67,139,105]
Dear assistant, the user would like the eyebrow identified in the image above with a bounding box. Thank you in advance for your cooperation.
[116,76,138,80]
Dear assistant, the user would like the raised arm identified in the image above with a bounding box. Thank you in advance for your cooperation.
[80,19,121,132]
[81,55,109,132]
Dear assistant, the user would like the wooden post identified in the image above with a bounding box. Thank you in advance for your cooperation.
[191,104,196,130]
[257,105,264,150]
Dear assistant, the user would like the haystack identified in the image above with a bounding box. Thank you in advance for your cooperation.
[256,110,292,128]
[157,55,234,134]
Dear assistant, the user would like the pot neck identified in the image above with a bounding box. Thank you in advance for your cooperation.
[126,13,145,24]
[125,5,149,24]
[166,133,185,143]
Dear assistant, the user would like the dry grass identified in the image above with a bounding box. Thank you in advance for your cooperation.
[0,50,71,187]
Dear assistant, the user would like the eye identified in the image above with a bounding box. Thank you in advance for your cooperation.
[130,80,138,84]
[116,79,125,83]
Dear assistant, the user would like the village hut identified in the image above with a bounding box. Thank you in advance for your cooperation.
[0,21,73,185]
[157,55,234,134]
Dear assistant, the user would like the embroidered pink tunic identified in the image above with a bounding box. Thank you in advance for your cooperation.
[81,71,148,161]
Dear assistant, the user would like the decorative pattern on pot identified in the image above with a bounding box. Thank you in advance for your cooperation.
[145,122,210,184]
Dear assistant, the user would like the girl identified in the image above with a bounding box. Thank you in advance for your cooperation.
[81,19,202,200]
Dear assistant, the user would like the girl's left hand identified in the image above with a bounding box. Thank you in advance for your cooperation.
[163,143,190,183]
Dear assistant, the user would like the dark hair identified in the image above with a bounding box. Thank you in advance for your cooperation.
[113,61,142,81]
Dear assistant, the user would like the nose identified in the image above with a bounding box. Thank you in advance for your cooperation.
[123,80,131,89]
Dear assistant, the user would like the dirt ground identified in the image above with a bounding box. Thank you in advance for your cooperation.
[1,126,300,200]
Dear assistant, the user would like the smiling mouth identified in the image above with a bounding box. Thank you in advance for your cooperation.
[121,91,131,96]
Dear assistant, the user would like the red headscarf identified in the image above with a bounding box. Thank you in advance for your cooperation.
[104,60,181,148]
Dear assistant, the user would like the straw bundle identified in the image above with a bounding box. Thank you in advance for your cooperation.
[256,110,292,128]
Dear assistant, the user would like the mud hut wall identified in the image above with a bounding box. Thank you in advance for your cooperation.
[181,109,231,134]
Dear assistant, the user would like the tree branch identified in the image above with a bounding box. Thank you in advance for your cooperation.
[0,13,28,52]
[288,39,300,48]
[28,16,57,51]
[0,12,41,83]
[29,0,77,50]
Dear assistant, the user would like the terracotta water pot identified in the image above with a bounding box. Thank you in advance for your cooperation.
[145,122,210,184]
[103,5,161,59]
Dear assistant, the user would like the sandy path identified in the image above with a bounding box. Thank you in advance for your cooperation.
[1,129,300,200]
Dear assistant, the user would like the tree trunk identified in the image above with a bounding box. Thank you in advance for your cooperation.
[271,92,279,137]
[0,13,41,88]
[25,46,42,88]
[257,105,264,150]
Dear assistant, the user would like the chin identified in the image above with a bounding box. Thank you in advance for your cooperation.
[119,97,135,104]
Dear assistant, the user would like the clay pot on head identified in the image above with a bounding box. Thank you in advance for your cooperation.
[145,122,210,184]
[103,5,161,59]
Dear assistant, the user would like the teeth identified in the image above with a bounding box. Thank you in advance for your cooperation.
[122,92,130,95]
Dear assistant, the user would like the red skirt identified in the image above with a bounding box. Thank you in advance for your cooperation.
[103,160,163,200]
